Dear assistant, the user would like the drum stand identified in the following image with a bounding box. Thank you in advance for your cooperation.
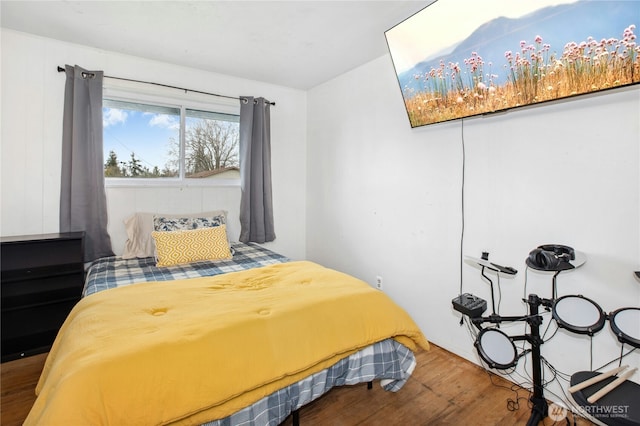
[472,294,550,426]
[464,252,587,425]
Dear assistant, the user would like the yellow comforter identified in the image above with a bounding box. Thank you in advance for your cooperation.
[25,261,429,425]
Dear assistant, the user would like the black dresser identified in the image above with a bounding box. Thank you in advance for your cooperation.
[1,232,85,362]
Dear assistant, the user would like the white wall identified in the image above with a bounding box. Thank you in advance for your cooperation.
[2,24,639,412]
[0,29,307,260]
[307,54,640,402]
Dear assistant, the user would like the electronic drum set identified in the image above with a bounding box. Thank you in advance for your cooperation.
[453,245,640,426]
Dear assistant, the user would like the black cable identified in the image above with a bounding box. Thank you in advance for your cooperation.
[462,313,533,415]
[590,336,594,371]
[542,316,559,342]
[592,345,637,371]
[486,370,529,412]
[541,356,560,386]
[463,316,481,343]
[523,266,530,300]
[459,118,466,297]
[539,358,583,424]
[538,354,631,426]
[619,344,625,367]
[542,362,593,425]
[497,273,502,315]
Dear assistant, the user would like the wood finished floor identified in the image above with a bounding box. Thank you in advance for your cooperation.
[1,344,595,425]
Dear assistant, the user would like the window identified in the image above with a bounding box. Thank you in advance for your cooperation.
[102,98,240,182]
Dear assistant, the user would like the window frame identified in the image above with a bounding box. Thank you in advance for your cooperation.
[102,86,241,188]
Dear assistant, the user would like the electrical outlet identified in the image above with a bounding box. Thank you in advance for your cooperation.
[375,275,383,290]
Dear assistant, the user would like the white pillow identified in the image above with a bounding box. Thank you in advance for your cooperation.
[121,210,228,259]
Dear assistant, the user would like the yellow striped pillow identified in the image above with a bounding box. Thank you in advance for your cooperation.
[151,225,232,267]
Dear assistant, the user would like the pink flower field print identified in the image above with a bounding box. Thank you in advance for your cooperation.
[385,0,640,128]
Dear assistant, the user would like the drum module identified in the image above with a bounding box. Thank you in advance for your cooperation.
[452,293,487,317]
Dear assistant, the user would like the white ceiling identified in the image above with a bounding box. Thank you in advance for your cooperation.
[0,1,428,90]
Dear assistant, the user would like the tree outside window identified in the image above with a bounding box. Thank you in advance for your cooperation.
[103,100,239,180]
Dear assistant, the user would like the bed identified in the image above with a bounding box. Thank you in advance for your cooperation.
[25,212,429,425]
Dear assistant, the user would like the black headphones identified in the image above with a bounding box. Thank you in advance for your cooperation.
[526,244,575,271]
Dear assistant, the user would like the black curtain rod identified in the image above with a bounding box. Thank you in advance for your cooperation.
[56,66,275,106]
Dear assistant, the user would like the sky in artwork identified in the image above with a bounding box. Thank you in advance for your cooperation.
[385,0,579,73]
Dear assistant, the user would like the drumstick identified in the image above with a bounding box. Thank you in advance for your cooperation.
[587,367,637,404]
[568,365,628,393]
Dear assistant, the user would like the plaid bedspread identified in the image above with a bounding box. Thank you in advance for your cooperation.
[83,242,289,297]
[82,243,418,425]
[204,339,416,426]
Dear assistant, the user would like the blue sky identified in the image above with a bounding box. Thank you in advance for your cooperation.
[385,0,578,73]
[103,107,179,172]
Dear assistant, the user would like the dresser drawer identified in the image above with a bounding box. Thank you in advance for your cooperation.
[1,271,84,309]
[1,298,78,361]
[1,232,85,362]
[1,262,83,282]
[1,235,83,272]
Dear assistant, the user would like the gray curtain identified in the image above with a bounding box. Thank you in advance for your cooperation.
[239,96,275,243]
[60,65,114,261]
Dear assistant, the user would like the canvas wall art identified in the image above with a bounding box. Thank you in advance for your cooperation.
[385,0,640,128]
